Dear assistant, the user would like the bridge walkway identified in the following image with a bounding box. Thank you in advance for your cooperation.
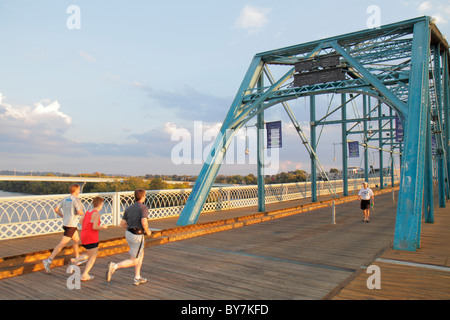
[0,187,449,300]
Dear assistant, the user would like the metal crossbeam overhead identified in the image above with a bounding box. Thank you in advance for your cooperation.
[177,17,450,252]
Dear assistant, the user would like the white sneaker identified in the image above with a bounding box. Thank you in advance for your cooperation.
[133,277,147,286]
[42,259,52,274]
[106,262,116,282]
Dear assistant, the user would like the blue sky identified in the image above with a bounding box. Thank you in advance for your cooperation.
[0,0,449,176]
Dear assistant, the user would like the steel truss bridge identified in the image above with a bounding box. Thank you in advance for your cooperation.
[177,17,450,252]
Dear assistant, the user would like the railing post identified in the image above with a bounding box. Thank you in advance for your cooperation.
[332,201,336,225]
[113,192,120,226]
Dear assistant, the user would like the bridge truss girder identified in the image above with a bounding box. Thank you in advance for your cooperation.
[176,17,450,252]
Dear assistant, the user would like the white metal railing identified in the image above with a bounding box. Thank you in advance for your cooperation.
[0,177,397,240]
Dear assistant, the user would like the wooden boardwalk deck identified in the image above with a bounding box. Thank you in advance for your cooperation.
[0,187,449,302]
[332,203,450,300]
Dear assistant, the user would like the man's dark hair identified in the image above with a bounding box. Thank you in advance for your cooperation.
[135,189,146,202]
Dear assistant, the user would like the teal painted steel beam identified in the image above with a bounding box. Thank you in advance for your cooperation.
[317,116,395,126]
[434,43,447,208]
[444,52,450,199]
[243,76,407,107]
[378,101,384,189]
[229,67,295,129]
[393,18,431,251]
[256,16,424,62]
[390,108,396,187]
[329,41,408,118]
[176,57,264,226]
[424,94,434,223]
[257,76,265,213]
[342,94,348,196]
[363,96,370,182]
[310,96,317,202]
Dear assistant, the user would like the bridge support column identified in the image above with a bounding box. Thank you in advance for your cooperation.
[432,43,447,209]
[363,96,370,183]
[378,101,384,189]
[394,19,430,251]
[444,53,450,200]
[390,108,396,188]
[176,57,265,226]
[257,76,265,213]
[424,95,434,224]
[341,94,348,197]
[310,96,317,202]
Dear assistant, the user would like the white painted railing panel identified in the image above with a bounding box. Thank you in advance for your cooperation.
[0,177,397,240]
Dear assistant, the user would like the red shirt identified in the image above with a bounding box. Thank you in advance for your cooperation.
[80,210,100,245]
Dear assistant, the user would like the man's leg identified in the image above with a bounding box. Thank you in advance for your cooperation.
[82,247,98,279]
[364,209,370,221]
[71,230,80,258]
[134,251,144,279]
[48,235,72,260]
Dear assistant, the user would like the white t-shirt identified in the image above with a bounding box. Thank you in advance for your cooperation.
[56,195,83,227]
[358,188,374,200]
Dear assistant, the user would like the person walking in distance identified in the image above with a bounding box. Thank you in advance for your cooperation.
[106,189,151,285]
[358,182,374,223]
[42,184,84,273]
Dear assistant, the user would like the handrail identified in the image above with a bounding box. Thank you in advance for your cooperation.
[0,177,397,240]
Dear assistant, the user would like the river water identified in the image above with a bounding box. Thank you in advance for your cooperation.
[0,190,31,197]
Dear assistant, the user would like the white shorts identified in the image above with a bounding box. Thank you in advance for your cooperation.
[125,231,145,258]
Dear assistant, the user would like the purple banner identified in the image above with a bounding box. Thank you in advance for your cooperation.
[395,114,404,142]
[266,121,282,149]
[348,141,360,158]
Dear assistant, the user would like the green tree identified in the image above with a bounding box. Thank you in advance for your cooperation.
[149,178,166,190]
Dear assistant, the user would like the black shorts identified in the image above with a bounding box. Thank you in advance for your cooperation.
[83,243,99,250]
[360,200,371,210]
[63,226,78,238]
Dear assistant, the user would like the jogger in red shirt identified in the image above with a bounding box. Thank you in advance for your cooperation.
[71,196,108,281]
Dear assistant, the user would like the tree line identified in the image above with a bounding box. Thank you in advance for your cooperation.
[0,178,190,195]
[215,169,309,185]
[0,169,310,195]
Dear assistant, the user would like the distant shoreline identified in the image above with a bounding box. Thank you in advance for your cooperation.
[0,190,31,198]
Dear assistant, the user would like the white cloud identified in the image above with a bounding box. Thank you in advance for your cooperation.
[234,5,272,34]
[418,1,432,12]
[0,93,71,127]
[133,81,145,88]
[0,93,74,155]
[78,50,97,63]
[416,1,450,24]
[433,14,448,25]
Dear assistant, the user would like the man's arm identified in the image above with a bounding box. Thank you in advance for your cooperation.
[54,206,63,218]
[120,219,128,229]
[75,199,84,216]
[141,218,151,236]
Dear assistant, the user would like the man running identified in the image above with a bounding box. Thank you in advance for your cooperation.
[42,184,84,273]
[106,189,151,285]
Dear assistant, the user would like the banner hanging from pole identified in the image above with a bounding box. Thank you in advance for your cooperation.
[266,121,282,149]
[432,135,437,156]
[348,141,360,158]
[395,114,404,142]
